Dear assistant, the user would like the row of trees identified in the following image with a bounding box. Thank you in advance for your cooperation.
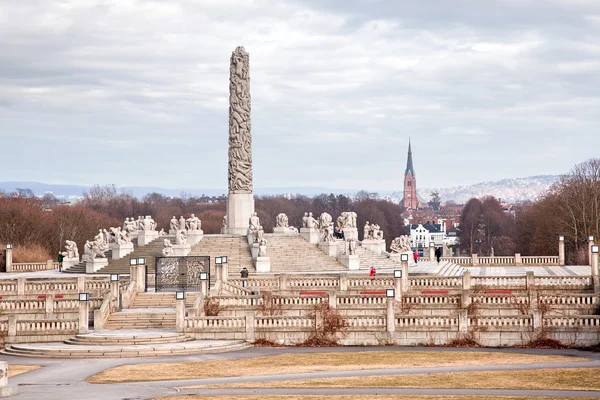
[1,188,406,262]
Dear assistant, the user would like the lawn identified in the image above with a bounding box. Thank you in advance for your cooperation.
[186,367,600,392]
[87,350,586,384]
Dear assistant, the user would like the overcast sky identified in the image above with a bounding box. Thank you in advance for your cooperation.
[1,0,599,191]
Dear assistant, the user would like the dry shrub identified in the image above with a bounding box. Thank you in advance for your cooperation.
[253,338,283,347]
[203,298,224,316]
[518,336,570,349]
[297,303,348,347]
[445,332,482,347]
[395,297,417,315]
[259,294,283,316]
[12,243,52,263]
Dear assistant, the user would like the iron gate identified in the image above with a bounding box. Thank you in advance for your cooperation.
[154,256,210,292]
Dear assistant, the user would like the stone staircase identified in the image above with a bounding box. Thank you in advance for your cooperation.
[188,235,254,283]
[266,234,346,272]
[104,309,176,329]
[1,330,250,358]
[130,292,197,309]
[94,237,167,275]
[355,245,400,270]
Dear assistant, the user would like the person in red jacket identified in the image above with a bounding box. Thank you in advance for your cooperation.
[369,265,376,277]
[413,250,419,265]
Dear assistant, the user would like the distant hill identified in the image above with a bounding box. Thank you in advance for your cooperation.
[420,175,559,204]
[0,175,560,203]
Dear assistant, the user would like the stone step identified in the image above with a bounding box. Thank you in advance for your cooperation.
[1,340,251,358]
[65,332,194,345]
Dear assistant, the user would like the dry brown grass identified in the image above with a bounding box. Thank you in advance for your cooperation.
[154,396,594,400]
[188,368,600,391]
[12,243,52,263]
[88,351,587,384]
[8,365,41,378]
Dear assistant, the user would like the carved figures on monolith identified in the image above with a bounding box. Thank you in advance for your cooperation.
[275,213,289,228]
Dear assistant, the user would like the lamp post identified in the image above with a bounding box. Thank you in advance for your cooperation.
[5,244,12,272]
[78,293,89,334]
[558,235,565,266]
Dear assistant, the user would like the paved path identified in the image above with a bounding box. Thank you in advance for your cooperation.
[5,346,600,399]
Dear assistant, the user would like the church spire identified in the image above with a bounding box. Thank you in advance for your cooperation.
[405,138,415,177]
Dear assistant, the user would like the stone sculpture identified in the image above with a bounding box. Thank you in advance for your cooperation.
[364,222,384,241]
[319,212,332,231]
[390,236,412,253]
[289,226,298,234]
[90,241,106,260]
[258,239,267,257]
[306,212,317,229]
[170,216,178,232]
[275,213,289,228]
[64,240,79,259]
[140,216,157,231]
[118,228,131,244]
[257,225,265,242]
[124,218,137,233]
[249,212,260,231]
[347,238,356,255]
[222,215,227,228]
[336,212,357,230]
[162,239,173,256]
[83,240,92,257]
[159,229,166,236]
[364,221,370,240]
[322,222,334,242]
[175,230,187,246]
[301,212,308,228]
[228,46,253,194]
[186,214,201,231]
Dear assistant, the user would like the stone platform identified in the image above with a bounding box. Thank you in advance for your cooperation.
[1,329,251,358]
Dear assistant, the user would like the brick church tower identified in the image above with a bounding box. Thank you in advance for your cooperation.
[403,139,419,209]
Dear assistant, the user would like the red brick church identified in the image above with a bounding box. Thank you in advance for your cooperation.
[402,139,425,210]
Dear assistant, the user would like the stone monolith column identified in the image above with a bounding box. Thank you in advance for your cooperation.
[225,46,255,235]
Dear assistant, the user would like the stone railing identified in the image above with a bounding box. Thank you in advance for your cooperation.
[0,276,112,297]
[395,315,459,329]
[522,256,560,265]
[272,295,327,307]
[535,276,592,289]
[93,295,117,330]
[544,315,600,328]
[185,316,246,330]
[221,281,254,296]
[348,277,394,288]
[538,294,598,306]
[403,295,461,305]
[2,315,79,342]
[442,255,559,266]
[9,261,60,272]
[470,315,532,330]
[472,276,527,288]
[471,295,528,305]
[229,277,279,290]
[255,316,314,330]
[212,295,263,307]
[337,294,387,307]
[410,277,462,288]
[288,277,340,289]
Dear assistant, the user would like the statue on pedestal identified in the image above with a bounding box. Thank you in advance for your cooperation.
[186,214,202,231]
[258,239,268,257]
[319,212,332,232]
[178,216,186,230]
[306,212,317,229]
[162,239,173,256]
[275,213,289,228]
[322,222,334,242]
[390,236,412,254]
[175,230,188,246]
[302,212,308,228]
[64,240,79,259]
[170,216,178,232]
[159,229,166,236]
[363,221,371,240]
[347,238,356,255]
[84,240,92,258]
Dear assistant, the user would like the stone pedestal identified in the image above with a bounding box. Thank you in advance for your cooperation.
[319,241,338,257]
[273,227,292,234]
[362,239,386,255]
[251,243,259,260]
[86,258,108,274]
[256,256,271,273]
[225,193,255,235]
[172,244,191,257]
[300,227,320,244]
[390,252,411,263]
[109,242,134,260]
[339,254,359,270]
[62,257,80,271]
[343,228,358,240]
[138,230,159,246]
[0,361,18,397]
[187,230,204,246]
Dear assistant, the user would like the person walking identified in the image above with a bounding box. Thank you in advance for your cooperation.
[435,247,442,264]
[369,265,376,277]
[57,252,64,272]
[413,250,419,265]
[240,267,249,287]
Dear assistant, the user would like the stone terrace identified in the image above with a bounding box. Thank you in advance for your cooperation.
[265,234,347,273]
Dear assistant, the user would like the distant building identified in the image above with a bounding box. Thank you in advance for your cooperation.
[401,139,425,210]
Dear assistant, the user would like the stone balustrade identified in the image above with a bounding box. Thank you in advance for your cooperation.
[395,315,459,329]
[544,315,600,328]
[472,276,527,288]
[337,294,386,307]
[345,316,386,330]
[272,295,327,307]
[470,316,532,330]
[410,277,462,288]
[403,295,461,305]
[442,255,560,266]
[288,277,339,289]
[185,316,246,330]
[255,316,314,330]
[538,294,598,306]
[9,261,60,272]
[535,276,592,288]
[1,315,79,343]
[0,276,113,297]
